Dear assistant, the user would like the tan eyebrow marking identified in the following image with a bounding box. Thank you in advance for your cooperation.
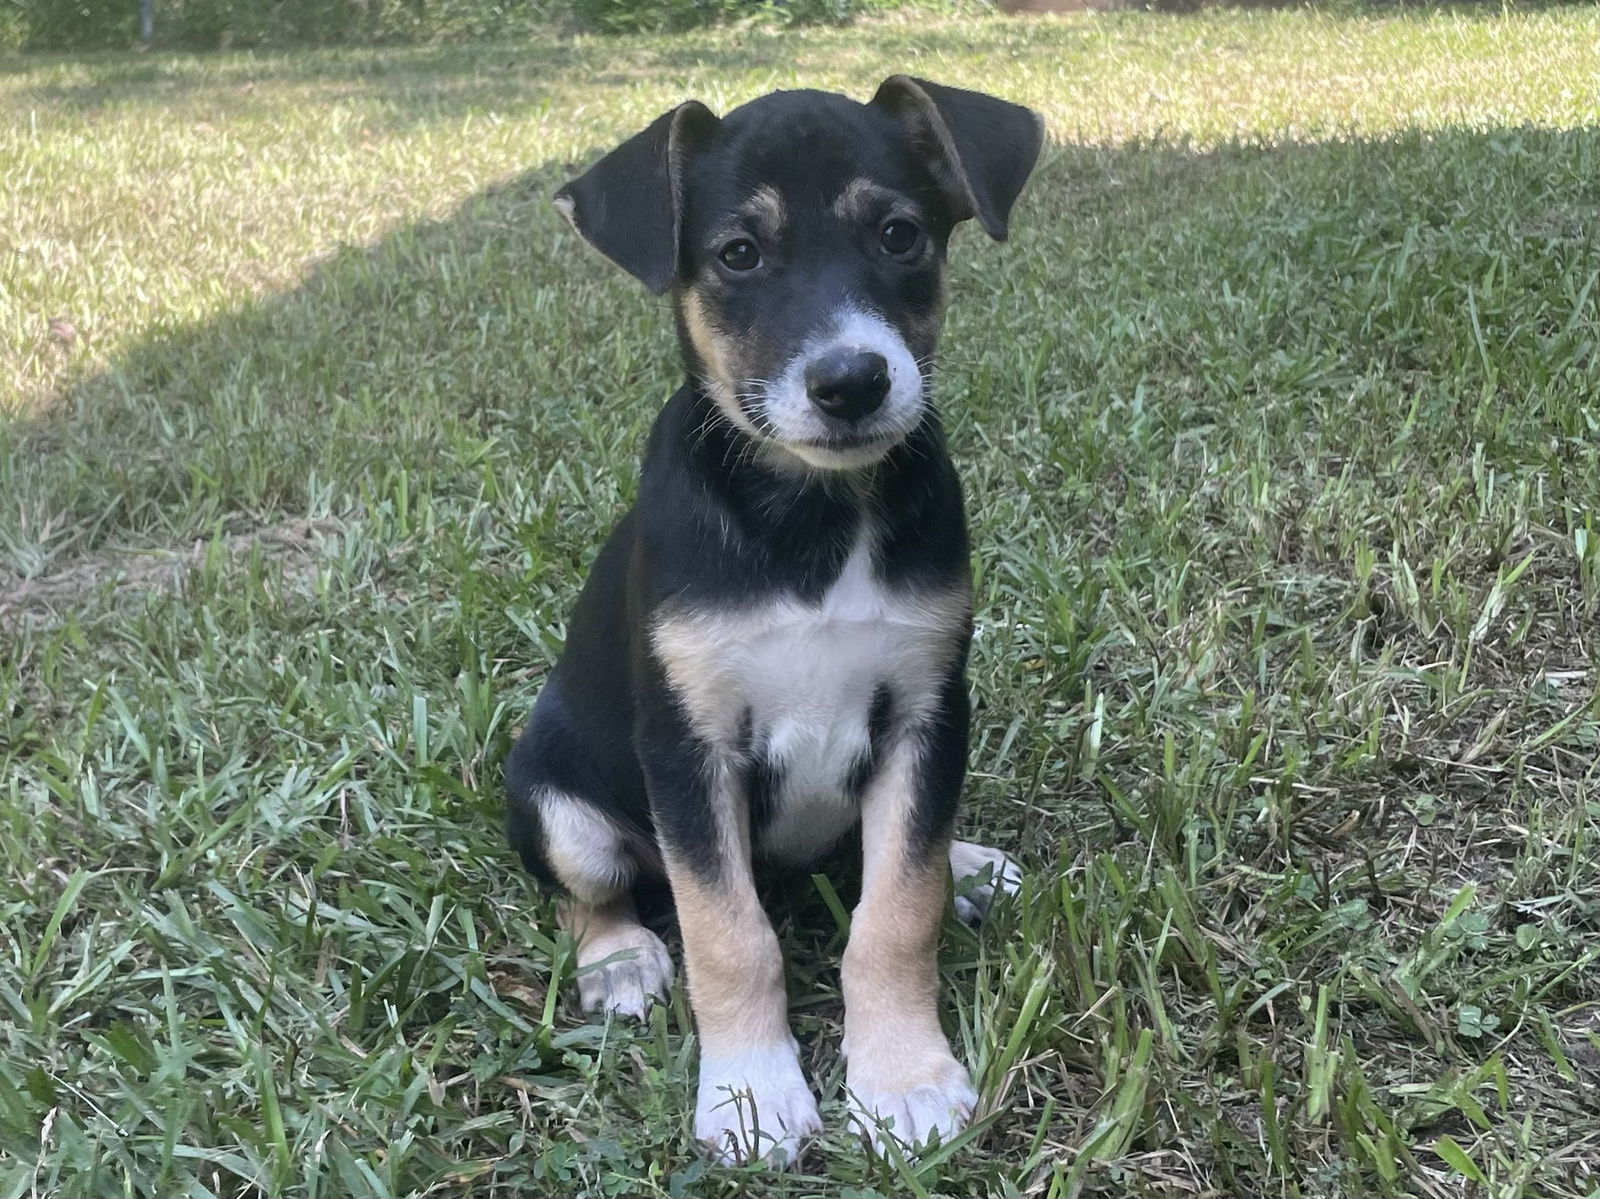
[735,185,786,234]
[833,178,901,223]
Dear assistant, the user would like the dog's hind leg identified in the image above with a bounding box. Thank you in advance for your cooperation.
[561,892,673,1021]
[512,785,673,1020]
[948,839,1022,925]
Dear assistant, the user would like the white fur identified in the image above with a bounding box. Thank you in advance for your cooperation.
[949,839,1023,924]
[536,789,636,904]
[575,923,674,1020]
[651,538,967,865]
[846,1056,978,1153]
[759,307,925,471]
[695,1039,821,1166]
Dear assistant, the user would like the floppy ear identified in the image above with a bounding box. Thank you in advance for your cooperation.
[871,76,1044,241]
[553,100,720,296]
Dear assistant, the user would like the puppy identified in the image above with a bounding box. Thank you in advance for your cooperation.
[506,77,1042,1166]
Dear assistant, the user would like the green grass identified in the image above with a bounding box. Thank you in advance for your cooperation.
[4,6,1600,1196]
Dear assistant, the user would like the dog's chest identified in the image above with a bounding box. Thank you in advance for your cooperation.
[651,544,964,862]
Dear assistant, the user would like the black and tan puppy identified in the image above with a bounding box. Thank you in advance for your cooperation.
[506,78,1043,1165]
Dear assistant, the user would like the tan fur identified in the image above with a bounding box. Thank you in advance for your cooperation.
[664,763,792,1054]
[666,766,822,1162]
[875,79,980,228]
[832,177,899,225]
[830,177,947,350]
[738,185,787,237]
[560,893,642,952]
[841,745,949,1058]
[682,287,734,394]
[681,284,758,444]
[671,866,792,1055]
[840,740,976,1144]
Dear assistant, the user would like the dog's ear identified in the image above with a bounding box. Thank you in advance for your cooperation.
[871,76,1044,241]
[553,101,720,296]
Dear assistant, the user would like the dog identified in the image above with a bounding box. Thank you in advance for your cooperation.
[506,77,1043,1166]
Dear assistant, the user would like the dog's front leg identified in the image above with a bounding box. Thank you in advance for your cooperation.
[842,681,977,1151]
[643,738,820,1166]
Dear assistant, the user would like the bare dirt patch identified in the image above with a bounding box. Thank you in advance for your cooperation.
[0,516,340,630]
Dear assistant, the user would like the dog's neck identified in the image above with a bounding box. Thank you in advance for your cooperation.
[658,381,967,598]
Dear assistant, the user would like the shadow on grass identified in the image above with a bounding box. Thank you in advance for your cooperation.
[2,155,604,570]
[13,121,1596,555]
[15,124,1600,489]
[5,82,1600,1199]
[11,83,1596,679]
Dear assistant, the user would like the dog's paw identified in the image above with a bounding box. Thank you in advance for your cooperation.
[845,1046,977,1154]
[575,924,673,1020]
[949,840,1022,925]
[695,1042,820,1168]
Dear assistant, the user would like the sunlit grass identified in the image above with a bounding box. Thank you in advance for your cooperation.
[3,6,1599,1197]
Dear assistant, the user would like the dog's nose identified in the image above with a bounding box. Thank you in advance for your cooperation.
[805,349,890,421]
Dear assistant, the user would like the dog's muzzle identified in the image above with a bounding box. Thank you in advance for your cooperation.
[749,309,925,470]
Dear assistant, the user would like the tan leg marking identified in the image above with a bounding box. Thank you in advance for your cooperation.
[842,743,976,1151]
[667,766,820,1167]
[562,895,673,1021]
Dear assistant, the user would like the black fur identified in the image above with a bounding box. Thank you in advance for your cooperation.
[507,78,1041,899]
[505,385,972,883]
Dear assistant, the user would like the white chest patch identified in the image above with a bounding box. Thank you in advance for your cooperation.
[651,541,967,864]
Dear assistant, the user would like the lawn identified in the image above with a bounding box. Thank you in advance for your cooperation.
[3,5,1600,1196]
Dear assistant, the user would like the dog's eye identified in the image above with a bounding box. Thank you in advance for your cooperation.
[880,220,920,255]
[718,239,762,272]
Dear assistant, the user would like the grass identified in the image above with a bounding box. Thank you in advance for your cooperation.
[3,5,1600,1196]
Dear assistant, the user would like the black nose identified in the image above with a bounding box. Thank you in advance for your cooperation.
[805,349,890,421]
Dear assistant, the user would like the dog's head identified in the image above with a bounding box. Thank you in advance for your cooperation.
[554,78,1044,471]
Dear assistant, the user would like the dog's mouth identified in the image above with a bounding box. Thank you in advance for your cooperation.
[794,429,900,451]
[776,424,913,471]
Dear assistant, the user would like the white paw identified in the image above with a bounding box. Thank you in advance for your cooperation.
[846,1049,977,1153]
[694,1041,820,1167]
[949,840,1022,925]
[575,925,673,1020]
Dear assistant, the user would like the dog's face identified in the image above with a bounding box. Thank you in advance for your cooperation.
[672,92,959,470]
[555,78,1043,471]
